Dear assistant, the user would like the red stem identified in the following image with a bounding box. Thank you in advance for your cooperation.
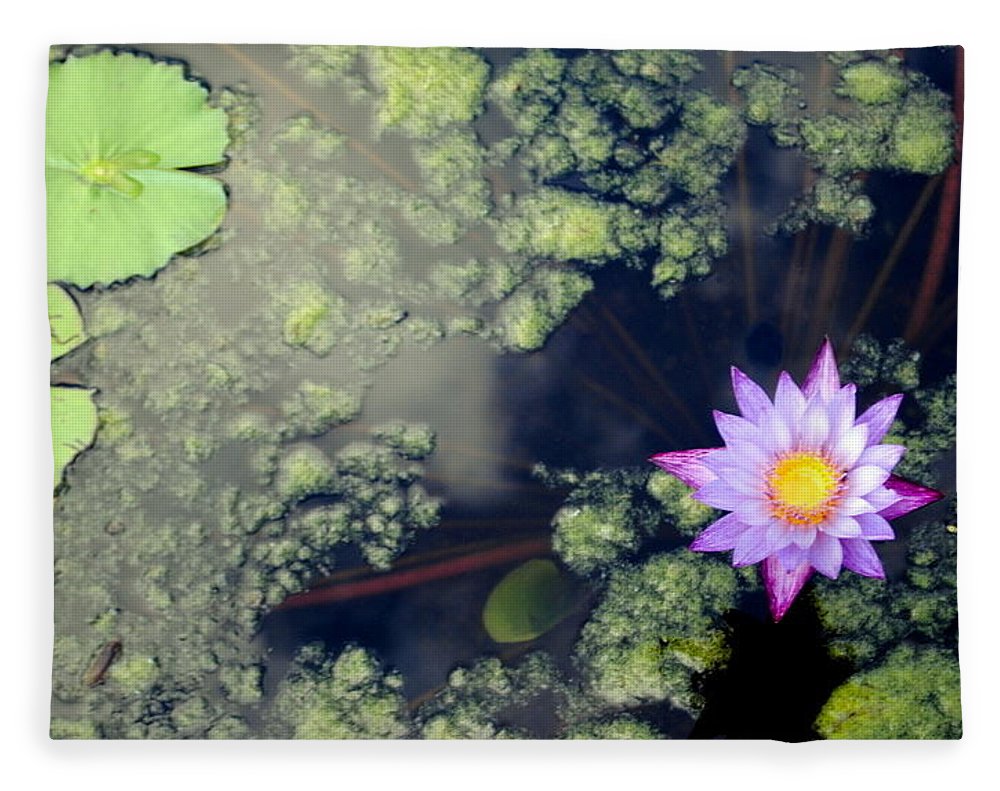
[275,538,552,610]
[903,47,964,344]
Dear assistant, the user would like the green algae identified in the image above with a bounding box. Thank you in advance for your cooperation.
[414,654,561,739]
[497,188,643,264]
[367,47,490,137]
[273,644,411,739]
[575,551,753,713]
[282,381,361,436]
[815,645,961,739]
[565,716,661,740]
[551,469,660,575]
[275,444,336,501]
[646,470,716,537]
[837,60,908,105]
[499,268,594,351]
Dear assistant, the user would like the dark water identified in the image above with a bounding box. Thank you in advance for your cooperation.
[54,44,957,739]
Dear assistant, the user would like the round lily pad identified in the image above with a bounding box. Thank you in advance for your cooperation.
[482,559,577,643]
[48,284,86,360]
[46,50,230,287]
[51,386,98,489]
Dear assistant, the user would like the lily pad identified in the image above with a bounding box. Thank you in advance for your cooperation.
[48,284,86,360]
[46,50,229,287]
[482,559,577,643]
[51,386,98,489]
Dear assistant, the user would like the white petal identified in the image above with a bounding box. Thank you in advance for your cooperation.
[830,423,868,468]
[857,444,906,470]
[809,531,844,578]
[826,384,857,442]
[790,525,817,548]
[820,514,863,538]
[855,512,895,541]
[693,479,746,510]
[840,496,877,516]
[848,465,892,497]
[865,486,901,513]
[759,409,793,455]
[799,400,830,447]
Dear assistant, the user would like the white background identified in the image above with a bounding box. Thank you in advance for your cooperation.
[2,2,995,789]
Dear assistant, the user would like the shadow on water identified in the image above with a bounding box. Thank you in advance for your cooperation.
[690,599,852,741]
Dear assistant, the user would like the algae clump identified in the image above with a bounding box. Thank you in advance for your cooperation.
[273,644,411,739]
[815,645,961,739]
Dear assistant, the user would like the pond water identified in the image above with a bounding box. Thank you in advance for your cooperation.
[49,45,959,740]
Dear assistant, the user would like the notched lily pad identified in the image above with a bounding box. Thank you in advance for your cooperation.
[482,559,577,643]
[46,50,230,287]
[48,284,86,360]
[51,386,98,489]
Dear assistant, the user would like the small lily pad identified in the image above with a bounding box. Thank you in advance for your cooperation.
[482,559,577,643]
[48,284,86,360]
[51,386,98,489]
[46,50,229,287]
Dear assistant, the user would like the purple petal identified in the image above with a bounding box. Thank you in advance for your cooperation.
[789,525,817,548]
[855,394,904,447]
[826,384,858,441]
[809,531,844,578]
[733,498,774,526]
[864,485,900,513]
[840,538,886,578]
[713,410,760,446]
[774,372,807,428]
[732,522,789,567]
[857,444,906,471]
[649,448,720,489]
[690,513,751,552]
[731,366,773,424]
[801,338,841,402]
[711,465,760,496]
[777,543,808,569]
[879,475,945,520]
[762,555,814,622]
[855,512,895,541]
[693,479,747,510]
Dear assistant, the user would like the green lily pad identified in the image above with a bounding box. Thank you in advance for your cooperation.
[48,284,86,360]
[46,50,229,287]
[51,386,98,490]
[482,559,577,643]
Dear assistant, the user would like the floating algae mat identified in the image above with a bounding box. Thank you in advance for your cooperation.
[46,44,961,740]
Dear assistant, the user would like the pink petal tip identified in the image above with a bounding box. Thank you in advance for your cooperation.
[648,448,721,489]
[762,555,814,622]
[880,475,946,520]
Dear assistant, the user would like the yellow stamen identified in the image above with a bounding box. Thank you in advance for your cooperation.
[766,452,845,526]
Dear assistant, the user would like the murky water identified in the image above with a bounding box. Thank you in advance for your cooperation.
[50,45,959,739]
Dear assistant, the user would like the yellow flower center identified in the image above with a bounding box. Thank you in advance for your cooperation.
[766,452,845,526]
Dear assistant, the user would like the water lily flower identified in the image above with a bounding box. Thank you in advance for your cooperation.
[650,339,943,621]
